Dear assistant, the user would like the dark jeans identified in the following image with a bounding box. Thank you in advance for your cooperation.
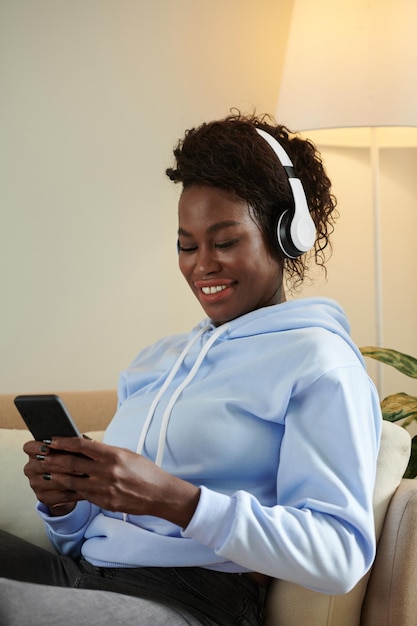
[0,531,265,625]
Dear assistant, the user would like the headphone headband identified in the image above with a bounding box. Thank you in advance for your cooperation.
[255,128,316,258]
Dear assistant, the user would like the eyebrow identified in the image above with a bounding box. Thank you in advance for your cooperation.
[178,220,242,237]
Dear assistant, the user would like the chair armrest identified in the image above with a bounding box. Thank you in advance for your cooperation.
[361,479,417,626]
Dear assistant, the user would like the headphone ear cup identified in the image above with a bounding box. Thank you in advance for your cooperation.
[255,128,316,259]
[277,210,303,259]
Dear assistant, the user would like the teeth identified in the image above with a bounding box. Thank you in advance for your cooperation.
[201,285,228,295]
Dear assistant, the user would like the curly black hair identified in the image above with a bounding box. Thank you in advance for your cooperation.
[166,111,338,289]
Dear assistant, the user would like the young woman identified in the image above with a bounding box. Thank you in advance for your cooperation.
[0,113,381,626]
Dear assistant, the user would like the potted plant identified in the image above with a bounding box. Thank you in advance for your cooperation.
[360,347,417,478]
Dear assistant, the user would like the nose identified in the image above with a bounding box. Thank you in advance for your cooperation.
[194,245,221,276]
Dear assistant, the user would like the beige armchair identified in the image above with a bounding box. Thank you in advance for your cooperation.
[0,391,415,626]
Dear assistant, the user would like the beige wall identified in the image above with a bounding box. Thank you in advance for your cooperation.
[1,0,416,405]
[0,0,293,393]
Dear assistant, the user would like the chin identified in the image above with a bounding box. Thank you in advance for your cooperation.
[210,311,239,326]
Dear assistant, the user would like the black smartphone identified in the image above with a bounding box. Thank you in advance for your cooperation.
[14,394,82,441]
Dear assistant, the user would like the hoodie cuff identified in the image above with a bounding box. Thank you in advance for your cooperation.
[37,500,91,534]
[182,485,237,549]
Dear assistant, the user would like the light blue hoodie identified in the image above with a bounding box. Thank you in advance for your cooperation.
[38,298,381,594]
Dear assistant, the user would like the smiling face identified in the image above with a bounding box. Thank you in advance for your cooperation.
[178,185,286,325]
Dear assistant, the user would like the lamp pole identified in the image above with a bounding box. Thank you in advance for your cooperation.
[370,128,384,395]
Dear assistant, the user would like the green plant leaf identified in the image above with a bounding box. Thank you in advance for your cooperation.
[360,346,417,478]
[360,347,417,378]
[381,392,417,424]
[403,435,417,479]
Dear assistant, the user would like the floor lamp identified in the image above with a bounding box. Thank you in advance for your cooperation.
[277,0,417,396]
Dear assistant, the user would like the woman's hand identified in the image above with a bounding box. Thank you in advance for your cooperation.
[23,437,201,527]
[23,441,79,516]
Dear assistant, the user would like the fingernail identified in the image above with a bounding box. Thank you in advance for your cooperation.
[43,473,52,481]
[36,454,46,461]
[42,439,52,445]
[40,445,48,453]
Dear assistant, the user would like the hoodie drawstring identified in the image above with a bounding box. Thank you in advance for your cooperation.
[135,323,228,465]
[121,324,228,522]
[154,323,229,467]
[134,323,210,458]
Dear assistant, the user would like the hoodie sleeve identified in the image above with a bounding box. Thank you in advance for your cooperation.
[36,500,100,558]
[182,365,382,595]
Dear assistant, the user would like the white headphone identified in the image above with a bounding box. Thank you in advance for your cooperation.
[255,128,316,258]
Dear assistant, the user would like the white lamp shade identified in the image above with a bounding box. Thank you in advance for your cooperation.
[276,0,417,397]
[277,0,417,133]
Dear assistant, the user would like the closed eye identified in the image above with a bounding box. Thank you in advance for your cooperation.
[215,239,239,249]
[178,243,197,253]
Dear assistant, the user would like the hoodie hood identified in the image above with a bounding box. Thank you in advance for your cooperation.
[199,297,364,364]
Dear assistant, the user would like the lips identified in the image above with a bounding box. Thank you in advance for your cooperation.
[194,280,235,303]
